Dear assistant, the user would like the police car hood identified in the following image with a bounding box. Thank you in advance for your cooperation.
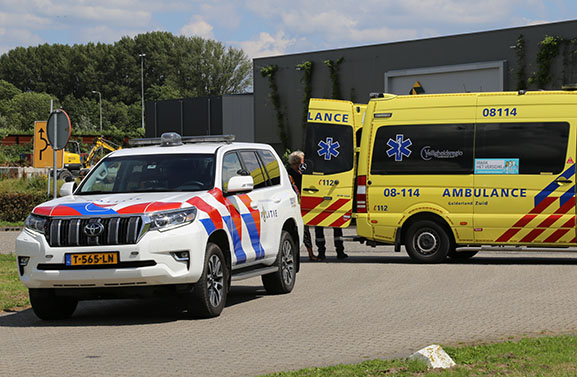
[31,191,208,217]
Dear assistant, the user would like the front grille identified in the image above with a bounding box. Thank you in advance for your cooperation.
[45,216,144,247]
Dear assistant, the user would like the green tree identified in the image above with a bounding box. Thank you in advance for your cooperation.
[0,32,252,137]
[0,80,21,101]
[5,92,55,131]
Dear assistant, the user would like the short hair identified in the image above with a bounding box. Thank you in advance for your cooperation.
[288,150,304,165]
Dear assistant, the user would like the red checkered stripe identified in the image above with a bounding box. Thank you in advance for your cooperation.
[300,196,351,227]
[496,172,576,244]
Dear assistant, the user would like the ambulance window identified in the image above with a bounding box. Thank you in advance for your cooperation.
[239,151,267,189]
[258,150,281,186]
[222,152,243,191]
[371,124,474,174]
[302,123,354,175]
[475,122,569,174]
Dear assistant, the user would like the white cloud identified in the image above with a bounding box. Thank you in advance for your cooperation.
[78,25,145,44]
[0,10,52,28]
[242,0,563,52]
[233,31,296,59]
[180,15,215,39]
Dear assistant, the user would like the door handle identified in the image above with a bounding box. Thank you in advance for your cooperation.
[303,187,319,192]
[322,196,332,200]
[250,202,259,210]
[555,178,573,184]
[273,198,281,204]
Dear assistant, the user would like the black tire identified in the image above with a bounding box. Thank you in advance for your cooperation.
[262,231,297,294]
[448,249,479,259]
[186,243,228,318]
[29,289,77,320]
[405,220,452,263]
[58,169,73,181]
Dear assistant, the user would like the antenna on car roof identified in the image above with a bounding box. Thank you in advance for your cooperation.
[129,133,235,147]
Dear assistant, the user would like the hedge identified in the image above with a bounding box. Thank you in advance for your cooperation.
[0,192,49,222]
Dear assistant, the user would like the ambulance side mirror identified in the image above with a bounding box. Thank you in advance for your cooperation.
[226,175,254,194]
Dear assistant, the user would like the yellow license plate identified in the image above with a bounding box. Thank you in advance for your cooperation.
[65,252,118,266]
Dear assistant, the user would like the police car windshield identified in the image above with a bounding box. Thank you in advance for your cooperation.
[77,153,216,194]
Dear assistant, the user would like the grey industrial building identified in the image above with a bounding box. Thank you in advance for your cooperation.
[144,20,577,152]
[253,19,577,152]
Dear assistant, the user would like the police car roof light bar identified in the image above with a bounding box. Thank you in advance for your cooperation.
[182,135,235,144]
[129,133,235,147]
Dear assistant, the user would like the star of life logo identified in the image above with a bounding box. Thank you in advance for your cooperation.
[317,137,340,160]
[386,134,412,161]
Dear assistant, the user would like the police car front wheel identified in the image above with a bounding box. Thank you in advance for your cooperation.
[29,288,78,320]
[405,220,452,263]
[185,242,229,318]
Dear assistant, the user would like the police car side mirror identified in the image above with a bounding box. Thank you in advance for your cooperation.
[59,181,76,197]
[226,176,254,194]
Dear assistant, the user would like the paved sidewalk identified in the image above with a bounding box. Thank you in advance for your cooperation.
[3,237,577,376]
[0,230,19,254]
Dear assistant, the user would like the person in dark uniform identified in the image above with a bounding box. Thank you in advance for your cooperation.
[287,151,318,261]
[314,226,347,260]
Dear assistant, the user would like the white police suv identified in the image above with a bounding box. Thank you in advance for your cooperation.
[16,133,303,319]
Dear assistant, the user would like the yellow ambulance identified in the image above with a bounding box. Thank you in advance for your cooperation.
[301,91,577,263]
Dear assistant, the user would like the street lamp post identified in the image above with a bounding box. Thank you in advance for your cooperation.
[139,53,146,130]
[91,90,102,133]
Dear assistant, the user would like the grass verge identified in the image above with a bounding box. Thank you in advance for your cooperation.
[263,335,577,376]
[0,221,24,227]
[0,254,29,312]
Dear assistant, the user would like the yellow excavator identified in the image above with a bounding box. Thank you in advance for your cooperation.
[57,137,121,179]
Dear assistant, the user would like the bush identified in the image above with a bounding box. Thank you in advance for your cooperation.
[0,192,48,222]
[0,176,47,193]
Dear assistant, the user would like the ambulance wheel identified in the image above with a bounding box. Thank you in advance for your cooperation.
[405,220,451,263]
[262,231,296,294]
[29,289,78,320]
[448,249,479,259]
[186,243,228,318]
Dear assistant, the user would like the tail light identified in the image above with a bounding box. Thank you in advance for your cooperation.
[356,175,367,213]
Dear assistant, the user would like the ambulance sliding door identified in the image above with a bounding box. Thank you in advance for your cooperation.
[301,99,356,227]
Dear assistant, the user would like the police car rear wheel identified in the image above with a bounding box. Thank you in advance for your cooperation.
[406,220,451,263]
[262,230,296,294]
[29,288,78,320]
[186,243,228,318]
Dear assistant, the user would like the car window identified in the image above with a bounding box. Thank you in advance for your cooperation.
[78,154,215,194]
[239,151,267,189]
[258,150,281,186]
[222,152,243,191]
[302,122,354,175]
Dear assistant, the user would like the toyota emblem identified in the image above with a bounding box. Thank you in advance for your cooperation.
[84,222,104,237]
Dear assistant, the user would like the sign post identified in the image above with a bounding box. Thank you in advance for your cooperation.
[46,109,71,198]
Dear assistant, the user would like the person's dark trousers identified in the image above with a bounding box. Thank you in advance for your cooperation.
[315,226,345,258]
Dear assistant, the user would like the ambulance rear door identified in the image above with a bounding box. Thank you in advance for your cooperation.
[301,99,356,227]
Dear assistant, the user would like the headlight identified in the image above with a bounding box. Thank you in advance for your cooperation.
[24,214,48,234]
[148,207,197,232]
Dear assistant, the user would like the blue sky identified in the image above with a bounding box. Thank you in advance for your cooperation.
[0,0,576,59]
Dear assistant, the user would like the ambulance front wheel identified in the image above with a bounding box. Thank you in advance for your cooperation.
[405,220,452,263]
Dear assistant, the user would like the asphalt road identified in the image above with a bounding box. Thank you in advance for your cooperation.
[2,230,577,376]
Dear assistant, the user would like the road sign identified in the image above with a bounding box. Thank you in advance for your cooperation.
[33,121,63,168]
[409,81,425,95]
[46,109,71,150]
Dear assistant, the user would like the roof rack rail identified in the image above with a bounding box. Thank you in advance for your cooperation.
[129,133,235,147]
